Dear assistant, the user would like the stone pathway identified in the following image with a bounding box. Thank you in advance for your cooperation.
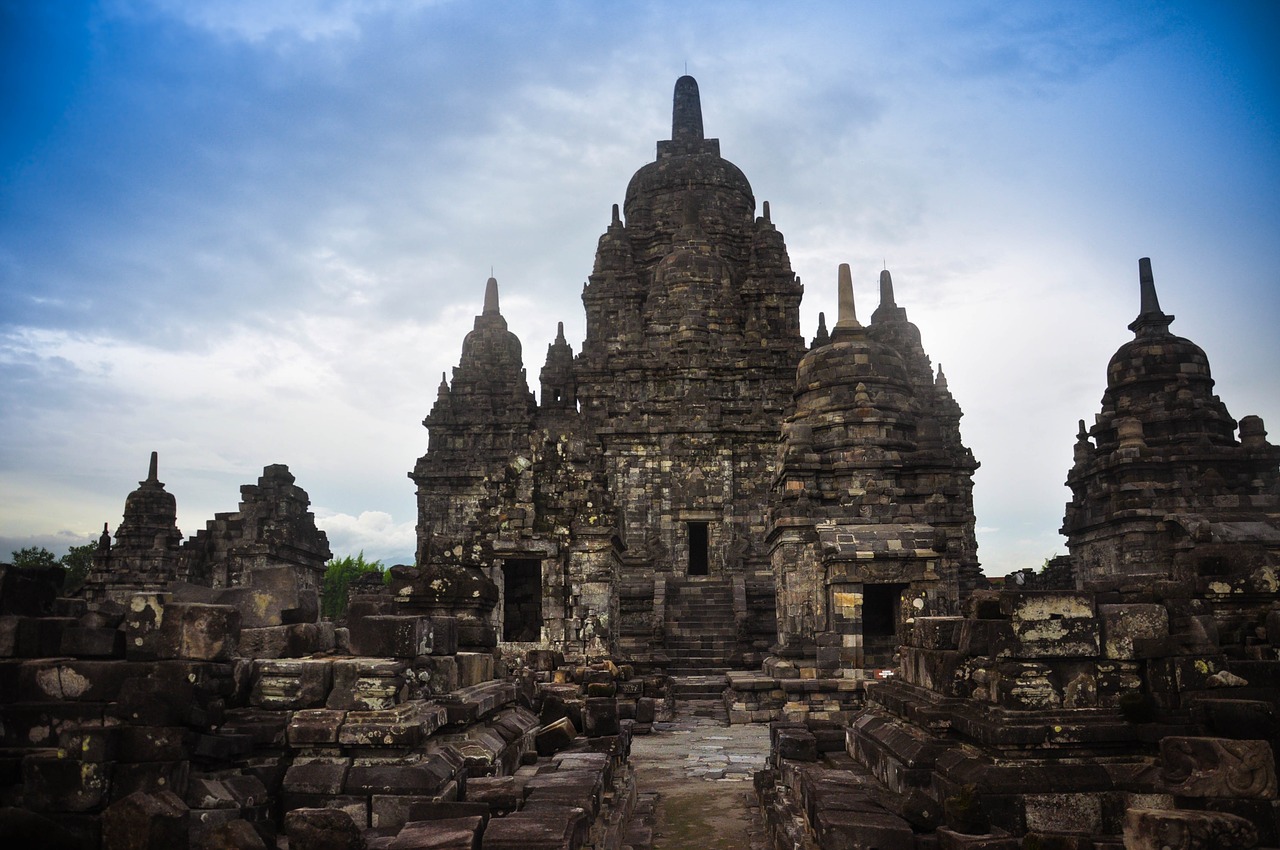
[625,708,771,850]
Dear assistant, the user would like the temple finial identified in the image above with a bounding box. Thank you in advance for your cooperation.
[611,203,620,226]
[437,372,449,398]
[146,451,158,483]
[1138,257,1160,315]
[879,268,896,309]
[936,364,948,390]
[483,276,500,315]
[833,263,861,334]
[555,321,566,344]
[762,201,771,223]
[811,311,830,348]
[672,75,704,142]
[1128,257,1173,336]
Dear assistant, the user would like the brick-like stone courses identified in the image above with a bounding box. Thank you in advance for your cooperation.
[756,275,1280,848]
[1063,258,1280,590]
[84,458,332,613]
[409,75,803,661]
[184,463,332,592]
[0,587,653,849]
[412,276,539,568]
[758,583,1280,847]
[768,264,979,677]
[82,452,185,604]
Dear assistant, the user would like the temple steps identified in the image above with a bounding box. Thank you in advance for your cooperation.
[662,576,740,672]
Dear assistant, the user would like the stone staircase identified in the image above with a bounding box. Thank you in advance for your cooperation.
[662,577,739,677]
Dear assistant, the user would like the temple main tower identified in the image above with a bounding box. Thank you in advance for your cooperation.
[410,77,805,660]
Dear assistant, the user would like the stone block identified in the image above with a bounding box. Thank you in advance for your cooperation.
[239,623,330,658]
[60,626,126,658]
[190,817,268,850]
[244,565,320,626]
[115,675,197,726]
[110,760,191,801]
[482,805,587,850]
[283,758,352,796]
[1160,736,1277,799]
[388,816,484,849]
[991,662,1061,710]
[1023,792,1102,834]
[283,807,363,850]
[535,717,578,757]
[350,615,441,658]
[338,700,447,747]
[1098,603,1168,660]
[1194,699,1277,740]
[776,727,818,762]
[166,603,240,661]
[914,617,964,650]
[123,593,171,661]
[102,789,189,850]
[582,696,619,737]
[429,616,459,656]
[59,723,121,762]
[21,752,110,812]
[345,752,459,797]
[1123,807,1258,850]
[460,776,521,814]
[526,650,561,672]
[250,659,332,710]
[117,725,192,762]
[993,613,1098,660]
[455,652,493,687]
[407,655,459,698]
[287,709,347,746]
[523,770,604,816]
[813,808,914,849]
[441,681,515,725]
[327,657,407,711]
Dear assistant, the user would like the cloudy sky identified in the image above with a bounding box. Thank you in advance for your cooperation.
[3,1,1278,576]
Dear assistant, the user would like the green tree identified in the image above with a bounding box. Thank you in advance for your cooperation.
[321,551,386,620]
[9,546,58,570]
[60,542,97,593]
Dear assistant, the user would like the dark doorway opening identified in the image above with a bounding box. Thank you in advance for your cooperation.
[687,522,709,575]
[863,582,908,667]
[502,559,542,642]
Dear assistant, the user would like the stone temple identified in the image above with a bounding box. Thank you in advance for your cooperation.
[410,75,978,685]
[1,76,1279,850]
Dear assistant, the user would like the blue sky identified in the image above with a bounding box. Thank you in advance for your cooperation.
[3,0,1278,574]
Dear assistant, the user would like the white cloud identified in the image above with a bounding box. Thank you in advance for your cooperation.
[315,509,416,565]
[113,0,451,43]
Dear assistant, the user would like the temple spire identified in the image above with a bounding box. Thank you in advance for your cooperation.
[811,311,830,348]
[672,75,704,142]
[832,263,861,335]
[483,276,500,316]
[146,451,159,484]
[555,321,566,344]
[1128,257,1174,336]
[879,269,896,309]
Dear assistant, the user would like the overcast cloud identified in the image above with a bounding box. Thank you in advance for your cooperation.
[3,0,1278,574]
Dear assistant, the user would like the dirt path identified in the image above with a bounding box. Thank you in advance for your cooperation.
[627,711,771,850]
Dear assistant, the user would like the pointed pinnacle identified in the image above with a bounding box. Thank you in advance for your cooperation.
[672,75,704,142]
[483,276,500,315]
[833,263,861,332]
[879,268,896,308]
